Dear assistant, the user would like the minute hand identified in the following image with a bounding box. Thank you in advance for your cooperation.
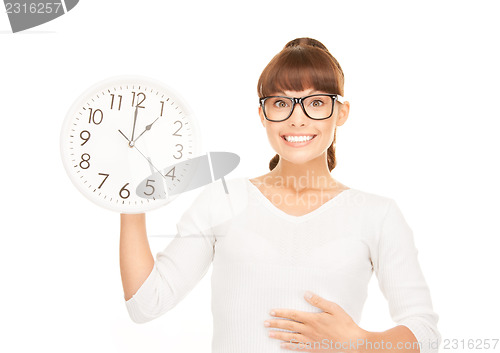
[133,117,160,143]
[130,104,139,142]
[118,128,167,182]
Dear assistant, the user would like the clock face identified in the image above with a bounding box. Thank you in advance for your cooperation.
[60,75,202,213]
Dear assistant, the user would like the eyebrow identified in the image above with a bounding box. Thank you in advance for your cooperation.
[276,89,321,96]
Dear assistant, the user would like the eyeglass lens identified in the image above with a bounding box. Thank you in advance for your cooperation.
[264,95,334,121]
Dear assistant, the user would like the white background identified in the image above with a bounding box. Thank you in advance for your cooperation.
[1,0,499,352]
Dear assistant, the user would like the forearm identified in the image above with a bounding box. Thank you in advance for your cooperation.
[358,325,420,353]
[120,213,155,301]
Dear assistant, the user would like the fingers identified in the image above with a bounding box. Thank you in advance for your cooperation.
[269,308,316,324]
[265,317,314,345]
[265,317,307,332]
[267,327,310,346]
[280,340,315,352]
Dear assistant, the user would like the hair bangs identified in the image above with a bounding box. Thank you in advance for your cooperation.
[258,46,343,98]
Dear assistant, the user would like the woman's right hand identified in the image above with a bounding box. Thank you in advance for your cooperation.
[119,213,155,301]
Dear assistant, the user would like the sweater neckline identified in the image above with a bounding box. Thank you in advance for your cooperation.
[245,177,354,223]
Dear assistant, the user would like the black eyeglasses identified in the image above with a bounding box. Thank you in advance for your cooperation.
[259,93,345,122]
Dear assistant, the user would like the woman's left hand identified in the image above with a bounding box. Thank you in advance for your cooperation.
[265,291,367,352]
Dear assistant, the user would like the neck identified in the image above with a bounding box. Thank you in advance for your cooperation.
[267,153,340,192]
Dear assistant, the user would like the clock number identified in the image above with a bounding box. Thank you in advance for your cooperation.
[173,120,183,136]
[144,179,156,196]
[80,130,91,146]
[88,108,103,125]
[164,166,176,180]
[160,101,165,116]
[110,94,122,110]
[131,92,146,108]
[173,144,183,159]
[80,153,90,169]
[119,183,130,199]
[97,173,109,189]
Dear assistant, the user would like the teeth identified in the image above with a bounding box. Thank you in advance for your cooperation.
[284,135,314,143]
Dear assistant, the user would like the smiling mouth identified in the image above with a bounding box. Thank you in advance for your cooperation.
[281,135,317,143]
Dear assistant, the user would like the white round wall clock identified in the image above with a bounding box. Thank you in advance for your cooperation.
[60,75,203,213]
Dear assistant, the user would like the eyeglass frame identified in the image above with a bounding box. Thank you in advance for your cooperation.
[259,93,345,122]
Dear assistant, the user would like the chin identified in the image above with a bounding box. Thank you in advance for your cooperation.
[278,152,320,165]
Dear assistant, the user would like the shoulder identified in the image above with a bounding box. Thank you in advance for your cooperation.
[187,176,244,197]
[341,187,399,226]
[176,177,248,231]
[348,188,414,239]
[192,176,250,220]
[345,187,394,211]
[199,176,248,199]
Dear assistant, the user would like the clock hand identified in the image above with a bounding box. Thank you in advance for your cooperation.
[117,129,168,182]
[118,129,130,143]
[118,127,137,148]
[130,104,139,143]
[133,145,166,180]
[133,117,160,143]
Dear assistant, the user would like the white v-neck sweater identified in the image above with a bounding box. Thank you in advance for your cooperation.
[124,177,441,353]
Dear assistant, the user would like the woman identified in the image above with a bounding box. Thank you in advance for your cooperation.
[120,38,441,353]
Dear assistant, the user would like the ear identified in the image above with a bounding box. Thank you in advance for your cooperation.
[258,106,266,127]
[336,101,350,127]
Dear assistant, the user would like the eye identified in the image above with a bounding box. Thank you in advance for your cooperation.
[273,100,289,108]
[310,99,324,107]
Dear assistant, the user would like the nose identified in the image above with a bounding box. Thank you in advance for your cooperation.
[287,100,308,125]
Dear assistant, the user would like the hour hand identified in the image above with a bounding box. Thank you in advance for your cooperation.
[133,117,160,143]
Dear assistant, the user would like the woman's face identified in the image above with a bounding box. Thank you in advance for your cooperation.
[258,88,350,167]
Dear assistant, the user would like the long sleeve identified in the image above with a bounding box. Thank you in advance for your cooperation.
[372,199,442,353]
[124,183,217,324]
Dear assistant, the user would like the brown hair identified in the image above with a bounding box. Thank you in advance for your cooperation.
[257,37,345,172]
